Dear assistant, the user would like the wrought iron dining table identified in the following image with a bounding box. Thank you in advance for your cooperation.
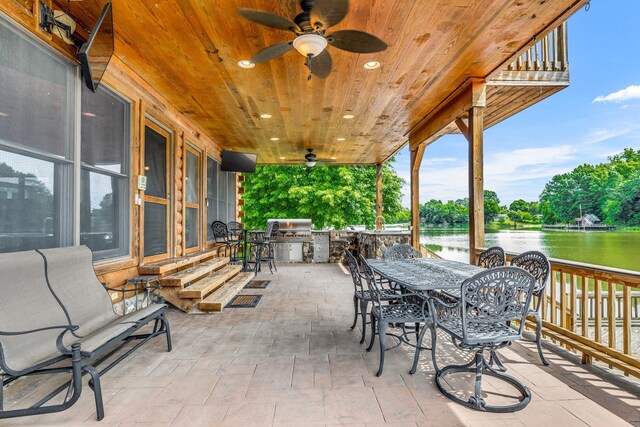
[366,258,484,293]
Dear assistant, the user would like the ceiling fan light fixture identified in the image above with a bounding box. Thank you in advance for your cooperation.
[364,61,381,70]
[292,34,328,57]
[238,59,255,69]
[305,160,317,167]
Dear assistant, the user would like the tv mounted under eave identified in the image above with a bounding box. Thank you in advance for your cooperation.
[78,1,114,92]
[221,151,258,173]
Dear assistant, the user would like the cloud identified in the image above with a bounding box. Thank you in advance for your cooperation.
[583,127,631,144]
[423,157,457,165]
[593,84,640,103]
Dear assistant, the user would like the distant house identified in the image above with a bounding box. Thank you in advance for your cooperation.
[575,214,601,226]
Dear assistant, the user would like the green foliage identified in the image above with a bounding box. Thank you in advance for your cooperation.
[540,148,640,225]
[241,161,406,229]
[419,190,503,225]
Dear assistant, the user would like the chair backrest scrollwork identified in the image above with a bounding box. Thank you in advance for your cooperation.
[461,266,536,342]
[211,221,229,243]
[383,244,421,260]
[477,246,505,269]
[510,251,550,294]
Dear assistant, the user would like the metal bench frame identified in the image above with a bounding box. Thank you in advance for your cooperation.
[0,246,172,421]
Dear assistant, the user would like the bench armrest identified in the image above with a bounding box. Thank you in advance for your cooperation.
[103,282,164,316]
[0,324,78,336]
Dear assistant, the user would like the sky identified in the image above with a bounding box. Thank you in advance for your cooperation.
[393,0,640,208]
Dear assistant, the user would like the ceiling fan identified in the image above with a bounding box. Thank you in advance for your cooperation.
[286,148,337,167]
[238,0,388,79]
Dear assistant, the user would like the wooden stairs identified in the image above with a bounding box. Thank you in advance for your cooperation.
[138,250,253,314]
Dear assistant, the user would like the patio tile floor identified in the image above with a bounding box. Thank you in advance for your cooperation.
[1,263,639,426]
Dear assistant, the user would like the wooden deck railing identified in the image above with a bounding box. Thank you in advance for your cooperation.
[507,21,568,72]
[474,248,640,378]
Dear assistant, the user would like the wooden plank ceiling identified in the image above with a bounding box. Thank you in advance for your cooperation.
[66,0,581,164]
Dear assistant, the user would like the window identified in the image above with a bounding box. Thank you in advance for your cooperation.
[206,156,235,242]
[80,86,130,260]
[0,16,74,253]
[0,15,130,260]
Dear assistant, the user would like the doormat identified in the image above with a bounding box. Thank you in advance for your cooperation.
[244,280,271,289]
[225,294,262,308]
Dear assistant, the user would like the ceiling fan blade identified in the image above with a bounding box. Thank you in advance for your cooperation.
[310,50,332,79]
[251,42,293,64]
[238,9,300,33]
[329,30,388,53]
[310,0,349,30]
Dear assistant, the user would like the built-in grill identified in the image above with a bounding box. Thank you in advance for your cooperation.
[269,219,312,263]
[269,218,313,242]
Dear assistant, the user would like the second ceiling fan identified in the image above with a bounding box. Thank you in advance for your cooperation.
[238,0,388,79]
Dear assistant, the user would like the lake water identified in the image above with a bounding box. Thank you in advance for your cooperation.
[421,226,640,271]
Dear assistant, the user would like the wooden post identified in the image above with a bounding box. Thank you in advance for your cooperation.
[376,163,383,231]
[468,106,485,264]
[410,145,425,249]
[454,80,486,264]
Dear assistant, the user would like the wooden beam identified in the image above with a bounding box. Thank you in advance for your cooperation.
[409,78,486,150]
[466,106,485,264]
[410,145,425,249]
[376,163,383,231]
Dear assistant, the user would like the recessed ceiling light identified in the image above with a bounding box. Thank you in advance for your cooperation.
[270,137,279,141]
[259,113,272,119]
[82,112,96,117]
[330,157,337,160]
[363,61,381,70]
[279,156,286,160]
[237,60,255,69]
[343,114,354,119]
[336,137,346,141]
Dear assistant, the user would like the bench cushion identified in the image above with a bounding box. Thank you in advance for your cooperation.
[39,246,118,340]
[0,250,69,374]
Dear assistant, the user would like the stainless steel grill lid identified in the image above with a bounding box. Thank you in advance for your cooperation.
[268,219,312,232]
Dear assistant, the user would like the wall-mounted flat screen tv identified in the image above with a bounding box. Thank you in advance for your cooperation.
[221,151,257,173]
[79,1,114,92]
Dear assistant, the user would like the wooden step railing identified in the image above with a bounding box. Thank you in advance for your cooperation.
[507,22,568,72]
[475,248,640,377]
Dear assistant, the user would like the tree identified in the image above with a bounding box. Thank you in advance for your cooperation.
[483,190,501,223]
[241,160,406,229]
[540,148,640,225]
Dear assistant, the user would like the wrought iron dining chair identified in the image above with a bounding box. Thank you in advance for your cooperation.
[345,250,399,344]
[383,244,422,260]
[510,251,551,366]
[477,246,506,268]
[211,221,238,262]
[360,255,431,377]
[227,221,245,263]
[266,221,279,272]
[246,221,278,274]
[429,266,536,412]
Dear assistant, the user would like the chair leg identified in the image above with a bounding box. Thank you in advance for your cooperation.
[487,351,507,372]
[410,321,429,374]
[83,365,104,421]
[430,325,440,373]
[350,295,359,330]
[470,352,487,409]
[376,321,388,377]
[534,314,549,366]
[366,312,376,352]
[161,313,172,352]
[359,299,368,344]
[270,244,277,272]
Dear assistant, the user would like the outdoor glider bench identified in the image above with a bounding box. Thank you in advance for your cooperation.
[0,245,171,421]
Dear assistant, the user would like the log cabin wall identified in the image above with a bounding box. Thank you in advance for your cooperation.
[0,0,229,288]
